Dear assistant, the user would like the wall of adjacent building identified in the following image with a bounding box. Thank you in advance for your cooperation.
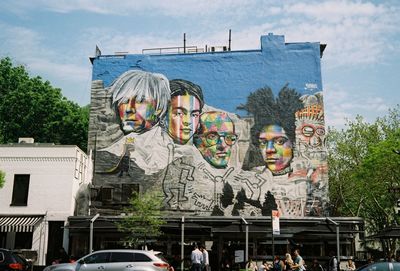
[0,144,92,265]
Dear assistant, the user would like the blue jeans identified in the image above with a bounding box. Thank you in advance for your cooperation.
[192,263,202,271]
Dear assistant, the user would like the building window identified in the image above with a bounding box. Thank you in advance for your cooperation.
[14,232,33,249]
[101,187,113,202]
[11,174,30,206]
[121,184,139,203]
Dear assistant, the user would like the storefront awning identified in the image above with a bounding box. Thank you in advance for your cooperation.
[0,215,43,232]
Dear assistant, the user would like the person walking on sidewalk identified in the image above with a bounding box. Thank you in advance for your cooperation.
[200,245,210,271]
[292,249,305,271]
[191,244,203,271]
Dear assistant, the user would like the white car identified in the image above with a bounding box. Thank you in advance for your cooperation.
[356,261,400,271]
[44,249,170,271]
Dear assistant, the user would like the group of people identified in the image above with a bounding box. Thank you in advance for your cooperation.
[245,249,305,271]
[191,244,210,271]
[245,249,356,271]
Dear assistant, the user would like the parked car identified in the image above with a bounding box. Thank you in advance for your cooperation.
[43,249,170,271]
[0,248,31,271]
[356,261,400,271]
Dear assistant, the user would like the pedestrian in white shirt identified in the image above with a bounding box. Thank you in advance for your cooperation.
[191,244,203,271]
[200,245,210,271]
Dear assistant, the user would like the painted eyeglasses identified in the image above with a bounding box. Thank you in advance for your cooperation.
[203,132,238,147]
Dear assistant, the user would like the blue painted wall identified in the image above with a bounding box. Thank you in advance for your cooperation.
[88,33,328,217]
[91,33,322,115]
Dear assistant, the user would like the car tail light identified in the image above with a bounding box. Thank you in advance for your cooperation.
[153,263,169,269]
[8,263,24,270]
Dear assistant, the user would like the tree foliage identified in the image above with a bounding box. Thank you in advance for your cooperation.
[0,170,5,189]
[0,57,89,151]
[116,190,166,248]
[327,105,400,256]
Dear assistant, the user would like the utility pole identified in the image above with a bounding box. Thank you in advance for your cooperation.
[90,213,100,253]
[326,217,340,264]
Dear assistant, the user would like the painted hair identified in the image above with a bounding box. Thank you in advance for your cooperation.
[110,70,171,120]
[195,111,235,136]
[169,79,204,109]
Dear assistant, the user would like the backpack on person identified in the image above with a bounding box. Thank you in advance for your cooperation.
[273,259,282,271]
[328,256,339,271]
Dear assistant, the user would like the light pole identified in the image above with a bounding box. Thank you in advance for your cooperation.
[90,213,100,253]
[326,217,340,263]
[241,217,249,264]
[181,216,184,271]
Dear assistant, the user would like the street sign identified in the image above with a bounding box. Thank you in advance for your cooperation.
[272,210,280,235]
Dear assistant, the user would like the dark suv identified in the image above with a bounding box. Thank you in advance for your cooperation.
[0,248,31,271]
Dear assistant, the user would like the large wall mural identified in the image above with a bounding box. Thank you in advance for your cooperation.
[87,34,328,218]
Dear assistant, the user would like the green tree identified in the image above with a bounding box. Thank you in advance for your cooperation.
[327,105,400,257]
[0,170,5,189]
[0,57,88,151]
[116,190,166,248]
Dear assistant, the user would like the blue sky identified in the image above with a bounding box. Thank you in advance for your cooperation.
[0,0,399,129]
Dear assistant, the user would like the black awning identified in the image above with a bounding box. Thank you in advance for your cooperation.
[0,215,43,232]
[367,226,400,239]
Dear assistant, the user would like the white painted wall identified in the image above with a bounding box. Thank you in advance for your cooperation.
[0,143,92,265]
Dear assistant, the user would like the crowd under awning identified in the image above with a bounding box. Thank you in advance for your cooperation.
[0,215,44,232]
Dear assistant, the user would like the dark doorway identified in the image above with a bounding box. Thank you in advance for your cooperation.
[46,221,64,265]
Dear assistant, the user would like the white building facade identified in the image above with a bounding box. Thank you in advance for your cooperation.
[0,139,92,266]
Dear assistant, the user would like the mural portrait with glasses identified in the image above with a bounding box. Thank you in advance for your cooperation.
[194,111,238,168]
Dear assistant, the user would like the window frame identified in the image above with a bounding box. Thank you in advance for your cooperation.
[110,252,135,263]
[10,174,30,206]
[82,252,110,264]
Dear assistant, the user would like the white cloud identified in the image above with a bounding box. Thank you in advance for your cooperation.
[1,0,399,109]
[4,0,399,69]
[5,0,256,17]
[0,22,89,92]
[284,1,387,23]
[323,83,390,129]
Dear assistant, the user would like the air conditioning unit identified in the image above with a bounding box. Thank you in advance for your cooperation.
[18,137,34,144]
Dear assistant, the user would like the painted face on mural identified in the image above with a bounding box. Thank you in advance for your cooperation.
[296,121,325,148]
[258,124,293,174]
[166,94,201,144]
[117,96,158,134]
[195,112,237,168]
